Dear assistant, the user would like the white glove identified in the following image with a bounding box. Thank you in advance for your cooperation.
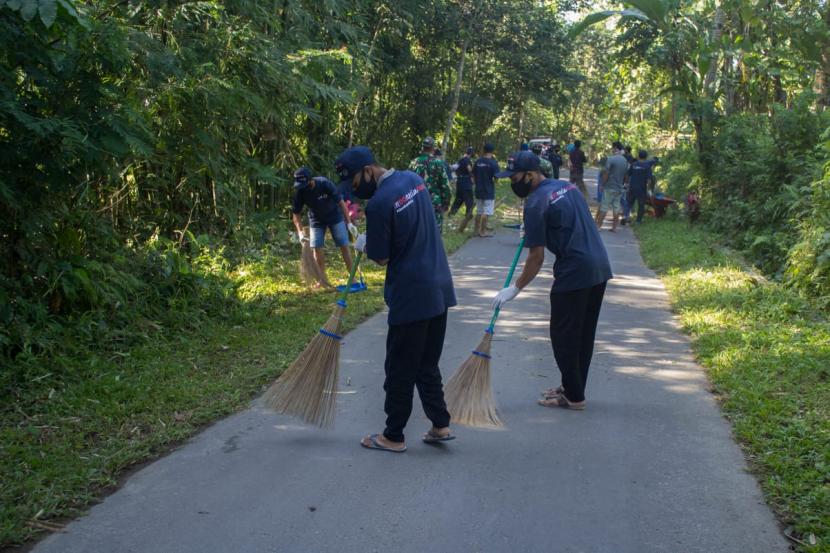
[491,285,520,310]
[347,222,359,238]
[353,233,367,253]
[298,232,309,245]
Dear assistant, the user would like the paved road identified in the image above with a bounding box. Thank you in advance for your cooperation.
[34,173,787,553]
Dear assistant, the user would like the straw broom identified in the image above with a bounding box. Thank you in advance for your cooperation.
[263,251,363,427]
[444,236,525,428]
[299,230,326,286]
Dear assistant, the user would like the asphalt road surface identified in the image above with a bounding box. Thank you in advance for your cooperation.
[33,172,787,553]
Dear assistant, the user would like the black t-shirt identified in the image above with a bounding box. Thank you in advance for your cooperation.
[569,149,586,174]
[524,179,613,293]
[365,170,456,325]
[627,160,653,190]
[473,156,500,200]
[455,156,473,190]
[291,177,343,228]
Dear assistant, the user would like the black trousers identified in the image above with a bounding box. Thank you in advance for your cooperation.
[383,310,451,443]
[449,187,474,216]
[549,282,607,403]
[627,185,647,223]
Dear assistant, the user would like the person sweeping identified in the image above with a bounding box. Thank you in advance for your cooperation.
[334,146,457,453]
[491,150,612,410]
[291,167,359,289]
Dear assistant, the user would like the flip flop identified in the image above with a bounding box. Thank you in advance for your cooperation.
[537,395,585,410]
[422,429,456,444]
[542,385,565,399]
[360,433,407,453]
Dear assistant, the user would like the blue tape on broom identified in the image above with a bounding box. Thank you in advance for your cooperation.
[319,328,343,341]
[472,350,491,359]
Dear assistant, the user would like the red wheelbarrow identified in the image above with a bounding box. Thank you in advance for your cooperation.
[647,193,675,218]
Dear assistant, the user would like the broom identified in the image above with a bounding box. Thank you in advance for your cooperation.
[299,230,326,286]
[263,251,363,427]
[444,236,525,428]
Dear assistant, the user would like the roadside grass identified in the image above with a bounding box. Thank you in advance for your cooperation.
[0,183,512,548]
[635,216,830,553]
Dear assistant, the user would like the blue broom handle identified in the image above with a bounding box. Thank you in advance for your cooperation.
[337,251,363,307]
[488,236,526,331]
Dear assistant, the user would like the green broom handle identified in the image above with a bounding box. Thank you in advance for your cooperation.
[337,251,363,307]
[487,236,526,331]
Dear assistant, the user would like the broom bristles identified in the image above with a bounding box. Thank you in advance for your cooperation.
[443,331,503,428]
[299,242,326,286]
[263,304,344,427]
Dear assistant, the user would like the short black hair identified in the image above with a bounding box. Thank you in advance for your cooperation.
[483,143,495,153]
[638,149,648,159]
[624,145,632,152]
[574,140,581,148]
[612,141,623,150]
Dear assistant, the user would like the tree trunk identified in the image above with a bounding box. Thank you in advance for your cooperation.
[348,19,384,147]
[703,4,724,95]
[441,37,469,153]
[817,3,830,108]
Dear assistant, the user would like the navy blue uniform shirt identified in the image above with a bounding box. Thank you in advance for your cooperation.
[524,179,613,293]
[473,157,500,199]
[627,160,653,191]
[291,177,343,228]
[456,156,473,190]
[365,170,456,325]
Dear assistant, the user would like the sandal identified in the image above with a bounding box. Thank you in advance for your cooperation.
[360,433,407,453]
[422,429,456,444]
[537,395,585,410]
[542,385,565,399]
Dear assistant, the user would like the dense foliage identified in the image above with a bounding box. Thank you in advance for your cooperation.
[572,0,830,307]
[0,0,569,366]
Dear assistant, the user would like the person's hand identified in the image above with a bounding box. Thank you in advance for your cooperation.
[353,233,367,253]
[491,285,520,310]
[347,222,359,238]
[298,232,309,245]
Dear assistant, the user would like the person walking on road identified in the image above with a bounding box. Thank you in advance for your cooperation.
[472,143,500,238]
[410,137,452,234]
[548,143,563,179]
[595,141,628,232]
[449,146,475,232]
[625,149,654,225]
[531,142,553,178]
[291,167,358,289]
[568,139,589,201]
[335,146,457,453]
[491,150,612,410]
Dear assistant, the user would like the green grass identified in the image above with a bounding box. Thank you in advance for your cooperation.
[0,183,514,547]
[635,216,830,553]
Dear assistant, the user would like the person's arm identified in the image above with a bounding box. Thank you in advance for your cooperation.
[292,212,304,235]
[515,246,545,289]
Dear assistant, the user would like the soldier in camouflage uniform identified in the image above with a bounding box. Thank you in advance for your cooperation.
[531,143,553,178]
[409,137,452,233]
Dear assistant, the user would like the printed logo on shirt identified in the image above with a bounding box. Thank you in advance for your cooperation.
[394,184,426,213]
[548,184,577,205]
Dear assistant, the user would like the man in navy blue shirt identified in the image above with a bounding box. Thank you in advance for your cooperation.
[449,146,475,232]
[491,151,612,410]
[291,167,358,289]
[624,150,654,224]
[335,146,457,453]
[472,143,500,237]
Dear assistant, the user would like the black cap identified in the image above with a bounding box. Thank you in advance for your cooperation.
[495,151,540,178]
[334,146,375,188]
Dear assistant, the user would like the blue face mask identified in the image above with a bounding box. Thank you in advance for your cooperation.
[353,170,377,200]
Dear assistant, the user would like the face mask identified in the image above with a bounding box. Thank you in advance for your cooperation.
[353,169,377,200]
[511,173,532,198]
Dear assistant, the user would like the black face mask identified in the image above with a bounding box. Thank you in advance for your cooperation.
[353,170,377,200]
[511,174,532,198]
